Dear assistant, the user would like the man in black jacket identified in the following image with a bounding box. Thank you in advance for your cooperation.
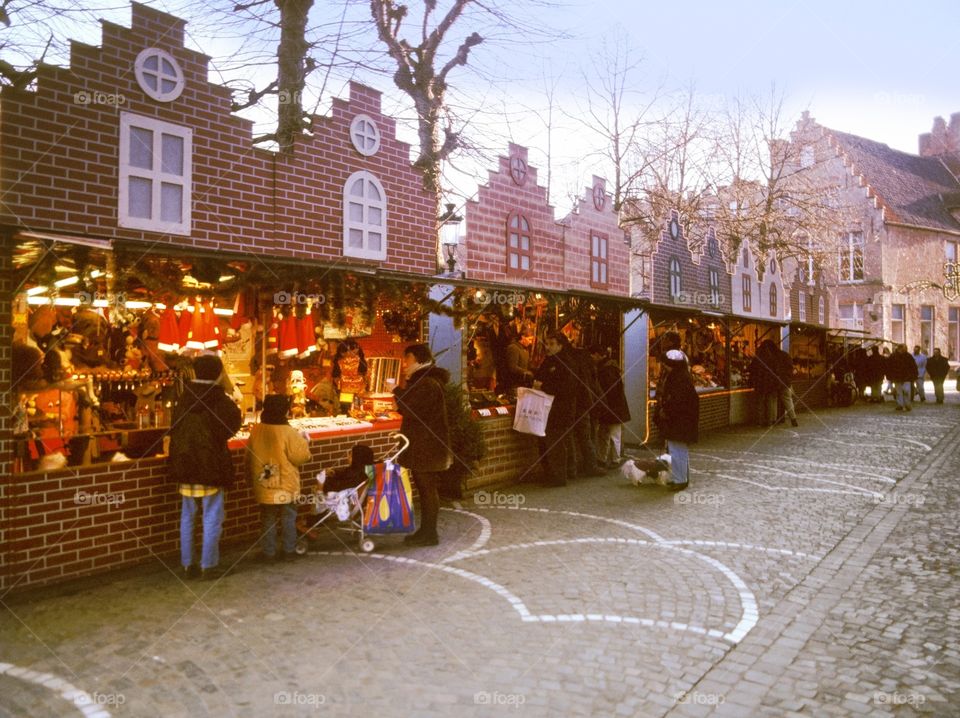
[887,344,919,412]
[926,347,950,404]
[169,354,242,580]
[394,343,452,546]
[534,332,579,486]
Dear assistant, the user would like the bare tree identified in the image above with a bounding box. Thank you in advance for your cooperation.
[370,0,481,194]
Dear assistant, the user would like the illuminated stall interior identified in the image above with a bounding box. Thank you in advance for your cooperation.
[11,238,434,474]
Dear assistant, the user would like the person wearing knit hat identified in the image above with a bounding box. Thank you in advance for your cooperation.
[168,352,242,580]
[247,394,311,562]
[655,346,698,491]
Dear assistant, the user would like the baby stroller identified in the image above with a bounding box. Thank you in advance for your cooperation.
[831,371,858,407]
[295,433,409,555]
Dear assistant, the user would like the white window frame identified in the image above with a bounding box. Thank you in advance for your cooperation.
[798,291,806,323]
[891,303,905,344]
[769,283,778,318]
[946,240,958,264]
[741,274,752,312]
[668,257,682,299]
[838,231,865,282]
[708,268,720,305]
[134,48,185,103]
[350,114,381,157]
[818,296,825,324]
[920,305,935,353]
[949,307,959,360]
[342,170,387,261]
[118,112,192,235]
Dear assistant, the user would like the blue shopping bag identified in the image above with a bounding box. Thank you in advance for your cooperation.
[362,459,417,535]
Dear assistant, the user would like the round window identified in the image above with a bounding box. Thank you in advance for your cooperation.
[350,114,381,156]
[135,48,184,103]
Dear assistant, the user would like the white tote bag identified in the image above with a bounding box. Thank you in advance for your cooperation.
[513,387,555,437]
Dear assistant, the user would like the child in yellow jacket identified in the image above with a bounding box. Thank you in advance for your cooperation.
[247,394,311,561]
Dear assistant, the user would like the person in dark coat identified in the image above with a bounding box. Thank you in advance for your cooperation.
[926,347,950,404]
[169,353,242,580]
[864,346,886,403]
[748,340,781,427]
[773,343,799,426]
[533,331,579,486]
[887,344,918,411]
[590,345,631,468]
[569,344,602,477]
[656,349,699,490]
[393,343,452,546]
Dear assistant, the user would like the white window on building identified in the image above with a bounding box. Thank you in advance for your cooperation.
[118,113,191,235]
[769,283,778,317]
[838,302,863,328]
[946,240,958,264]
[350,114,381,156]
[741,274,752,312]
[708,268,720,305]
[838,231,865,282]
[134,48,185,103]
[506,212,532,275]
[818,296,825,324]
[798,291,806,322]
[343,170,387,261]
[669,257,682,300]
[949,307,959,360]
[891,303,905,344]
[920,305,935,353]
[800,145,815,168]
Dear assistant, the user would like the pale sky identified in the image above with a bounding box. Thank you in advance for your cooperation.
[3,0,957,210]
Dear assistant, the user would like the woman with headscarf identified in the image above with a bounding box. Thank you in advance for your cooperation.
[247,394,312,561]
[655,349,699,490]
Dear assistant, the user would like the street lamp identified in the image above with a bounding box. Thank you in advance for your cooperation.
[440,202,463,274]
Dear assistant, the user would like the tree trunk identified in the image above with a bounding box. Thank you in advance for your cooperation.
[275,0,313,152]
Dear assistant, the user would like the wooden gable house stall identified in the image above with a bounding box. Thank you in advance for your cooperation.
[448,146,635,491]
[625,209,742,447]
[0,3,445,593]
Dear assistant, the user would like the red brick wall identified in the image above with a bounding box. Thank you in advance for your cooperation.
[560,177,630,296]
[465,144,565,289]
[0,5,435,274]
[466,413,540,492]
[1,425,402,594]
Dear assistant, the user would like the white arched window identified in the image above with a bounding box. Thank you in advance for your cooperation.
[343,171,387,261]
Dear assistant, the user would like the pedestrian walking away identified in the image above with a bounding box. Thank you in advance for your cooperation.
[887,344,918,412]
[912,345,928,402]
[393,343,452,547]
[926,347,950,404]
[247,394,312,562]
[168,353,242,580]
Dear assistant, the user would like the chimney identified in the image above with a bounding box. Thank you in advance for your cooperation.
[919,113,960,158]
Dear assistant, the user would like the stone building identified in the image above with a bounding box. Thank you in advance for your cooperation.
[782,112,960,359]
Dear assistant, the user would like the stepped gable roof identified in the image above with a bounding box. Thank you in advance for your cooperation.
[827,129,960,233]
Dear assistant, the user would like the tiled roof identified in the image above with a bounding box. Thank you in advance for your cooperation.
[828,130,960,233]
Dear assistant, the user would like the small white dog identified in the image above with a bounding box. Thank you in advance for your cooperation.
[621,454,672,487]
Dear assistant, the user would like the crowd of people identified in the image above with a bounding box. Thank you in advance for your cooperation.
[166,339,955,578]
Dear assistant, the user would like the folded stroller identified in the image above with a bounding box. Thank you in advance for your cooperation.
[295,433,409,554]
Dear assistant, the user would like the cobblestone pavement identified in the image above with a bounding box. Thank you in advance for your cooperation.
[2,394,959,717]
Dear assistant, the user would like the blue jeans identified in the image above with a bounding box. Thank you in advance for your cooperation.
[181,491,225,570]
[260,503,297,556]
[895,381,913,409]
[665,440,690,485]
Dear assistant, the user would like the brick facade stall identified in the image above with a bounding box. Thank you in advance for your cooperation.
[2,424,403,594]
[464,412,541,493]
[0,3,435,275]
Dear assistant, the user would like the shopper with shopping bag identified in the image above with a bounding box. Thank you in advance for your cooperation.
[533,331,579,487]
[393,343,452,546]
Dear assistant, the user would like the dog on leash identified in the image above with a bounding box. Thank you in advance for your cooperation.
[621,454,672,487]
